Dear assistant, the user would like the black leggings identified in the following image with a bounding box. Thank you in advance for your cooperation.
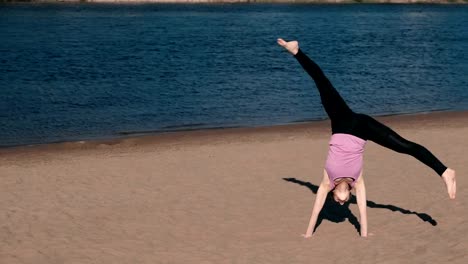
[295,49,447,176]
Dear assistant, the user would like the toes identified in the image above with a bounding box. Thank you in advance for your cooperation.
[277,38,287,46]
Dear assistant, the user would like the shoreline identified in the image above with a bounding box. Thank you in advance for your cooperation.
[2,109,467,155]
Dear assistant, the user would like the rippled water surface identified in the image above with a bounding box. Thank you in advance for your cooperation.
[1,3,467,146]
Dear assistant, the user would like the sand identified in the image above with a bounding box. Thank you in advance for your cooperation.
[0,111,467,263]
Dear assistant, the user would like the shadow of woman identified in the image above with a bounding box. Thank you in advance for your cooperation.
[283,177,437,234]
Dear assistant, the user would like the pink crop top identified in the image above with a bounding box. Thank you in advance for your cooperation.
[325,133,367,189]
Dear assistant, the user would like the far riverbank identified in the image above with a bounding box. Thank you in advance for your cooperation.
[1,0,468,4]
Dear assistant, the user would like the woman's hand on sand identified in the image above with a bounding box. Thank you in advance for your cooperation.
[277,38,299,55]
[361,232,375,238]
[301,233,313,239]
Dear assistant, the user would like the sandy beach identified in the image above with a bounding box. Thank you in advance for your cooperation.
[0,111,467,263]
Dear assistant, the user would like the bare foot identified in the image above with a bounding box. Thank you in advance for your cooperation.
[277,38,299,55]
[441,168,456,199]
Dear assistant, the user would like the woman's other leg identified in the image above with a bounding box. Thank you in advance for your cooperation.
[360,114,456,198]
[365,115,446,175]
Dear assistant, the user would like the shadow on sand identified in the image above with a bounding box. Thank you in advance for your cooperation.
[283,177,437,235]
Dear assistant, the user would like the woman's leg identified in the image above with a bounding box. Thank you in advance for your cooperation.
[360,114,456,198]
[294,49,353,121]
[277,39,352,122]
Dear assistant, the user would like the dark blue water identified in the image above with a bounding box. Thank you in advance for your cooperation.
[1,3,467,147]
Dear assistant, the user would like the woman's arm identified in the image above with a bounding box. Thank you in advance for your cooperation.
[302,170,331,238]
[354,173,368,237]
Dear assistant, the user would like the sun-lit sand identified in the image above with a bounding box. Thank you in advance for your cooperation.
[0,111,466,263]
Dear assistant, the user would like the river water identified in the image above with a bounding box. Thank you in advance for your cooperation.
[1,3,467,146]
